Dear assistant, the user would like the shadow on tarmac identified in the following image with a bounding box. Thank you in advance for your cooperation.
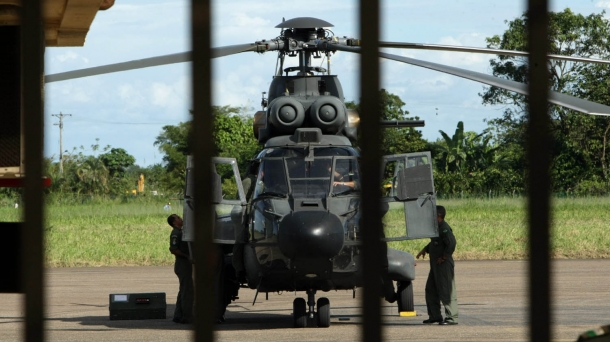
[46,304,191,331]
[44,303,294,331]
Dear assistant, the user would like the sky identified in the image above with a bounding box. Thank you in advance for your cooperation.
[44,0,610,167]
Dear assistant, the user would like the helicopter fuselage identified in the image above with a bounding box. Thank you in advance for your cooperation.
[243,139,365,292]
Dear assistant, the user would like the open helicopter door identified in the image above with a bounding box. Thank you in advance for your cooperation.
[182,156,246,244]
[381,152,438,240]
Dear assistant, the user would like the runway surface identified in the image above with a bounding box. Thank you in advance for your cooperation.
[1,259,609,341]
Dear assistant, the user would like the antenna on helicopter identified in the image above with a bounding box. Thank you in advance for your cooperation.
[261,92,267,110]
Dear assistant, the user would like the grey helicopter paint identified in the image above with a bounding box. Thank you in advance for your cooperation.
[43,16,610,328]
[180,17,440,327]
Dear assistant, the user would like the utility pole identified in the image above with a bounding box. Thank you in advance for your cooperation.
[52,112,71,175]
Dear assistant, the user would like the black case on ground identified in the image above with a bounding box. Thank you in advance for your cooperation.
[109,292,166,320]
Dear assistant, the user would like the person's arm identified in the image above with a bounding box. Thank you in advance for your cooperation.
[442,227,457,258]
[169,233,190,259]
[416,243,430,259]
[333,180,355,188]
[437,224,456,264]
[171,248,190,259]
[333,174,360,189]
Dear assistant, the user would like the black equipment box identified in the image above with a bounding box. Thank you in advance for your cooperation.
[109,292,166,320]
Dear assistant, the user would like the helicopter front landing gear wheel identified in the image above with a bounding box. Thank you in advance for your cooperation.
[316,297,330,328]
[293,297,307,328]
[397,280,414,313]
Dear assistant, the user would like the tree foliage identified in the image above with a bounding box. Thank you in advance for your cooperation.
[480,8,610,193]
[154,121,191,193]
[154,106,261,193]
[346,89,427,155]
[99,148,136,178]
[430,122,512,195]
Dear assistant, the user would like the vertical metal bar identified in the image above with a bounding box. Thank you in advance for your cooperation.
[191,0,215,341]
[359,0,382,341]
[22,0,45,341]
[526,0,551,341]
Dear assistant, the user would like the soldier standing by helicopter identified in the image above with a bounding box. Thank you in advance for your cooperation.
[167,214,194,324]
[416,205,458,325]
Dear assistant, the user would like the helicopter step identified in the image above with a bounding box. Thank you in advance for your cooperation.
[293,289,330,328]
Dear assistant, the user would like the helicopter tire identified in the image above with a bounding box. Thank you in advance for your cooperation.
[397,280,414,313]
[293,298,307,328]
[316,297,331,328]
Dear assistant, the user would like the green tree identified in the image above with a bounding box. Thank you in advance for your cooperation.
[430,121,515,195]
[44,144,114,201]
[99,148,136,179]
[346,89,427,155]
[481,8,610,193]
[213,106,261,171]
[154,106,261,193]
[74,155,109,196]
[154,121,190,193]
[436,122,467,173]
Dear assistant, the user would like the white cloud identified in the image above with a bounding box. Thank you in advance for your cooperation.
[118,83,147,108]
[436,36,486,68]
[149,78,187,110]
[53,83,92,103]
[595,1,610,8]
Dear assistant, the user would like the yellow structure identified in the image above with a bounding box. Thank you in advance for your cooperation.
[137,173,145,193]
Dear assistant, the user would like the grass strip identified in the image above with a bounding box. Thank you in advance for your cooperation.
[0,197,608,267]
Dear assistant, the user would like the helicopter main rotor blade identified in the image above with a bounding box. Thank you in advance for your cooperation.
[330,45,610,116]
[379,42,610,66]
[45,43,259,83]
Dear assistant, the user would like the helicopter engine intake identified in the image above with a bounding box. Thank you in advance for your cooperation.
[309,96,346,133]
[268,97,305,134]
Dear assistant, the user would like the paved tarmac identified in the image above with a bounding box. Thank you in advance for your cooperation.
[1,260,609,342]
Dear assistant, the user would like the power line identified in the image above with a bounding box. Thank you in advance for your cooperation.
[52,112,72,175]
[70,118,174,125]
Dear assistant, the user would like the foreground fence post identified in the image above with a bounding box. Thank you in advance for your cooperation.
[526,0,552,341]
[22,0,46,341]
[191,0,215,341]
[359,0,383,341]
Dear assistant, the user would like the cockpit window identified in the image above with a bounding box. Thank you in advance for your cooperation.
[253,154,361,200]
[253,158,288,198]
[313,147,358,157]
[331,158,360,195]
[406,155,429,168]
[256,147,358,159]
[286,157,332,198]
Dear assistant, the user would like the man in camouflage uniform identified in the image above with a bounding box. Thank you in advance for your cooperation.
[167,214,194,324]
[416,205,459,325]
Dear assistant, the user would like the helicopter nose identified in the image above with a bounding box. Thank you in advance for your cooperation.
[277,211,344,259]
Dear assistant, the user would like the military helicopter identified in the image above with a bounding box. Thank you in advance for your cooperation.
[45,17,610,328]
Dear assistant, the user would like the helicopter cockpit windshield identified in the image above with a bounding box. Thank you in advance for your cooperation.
[253,147,360,199]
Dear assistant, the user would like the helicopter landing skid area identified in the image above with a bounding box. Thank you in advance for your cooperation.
[1,259,609,342]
